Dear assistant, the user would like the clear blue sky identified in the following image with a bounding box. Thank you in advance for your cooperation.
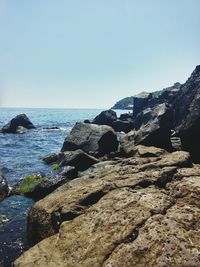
[0,0,200,108]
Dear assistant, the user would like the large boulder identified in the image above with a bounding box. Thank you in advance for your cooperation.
[133,103,173,151]
[0,175,8,201]
[61,123,119,156]
[58,149,99,171]
[93,109,117,126]
[173,65,200,162]
[15,150,199,267]
[1,114,35,134]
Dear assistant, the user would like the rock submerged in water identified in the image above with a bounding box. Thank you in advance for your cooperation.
[15,149,200,267]
[1,114,35,134]
[61,122,119,156]
[0,174,9,201]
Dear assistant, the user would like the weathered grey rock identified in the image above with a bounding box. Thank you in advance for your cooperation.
[0,175,8,201]
[119,113,133,121]
[1,114,35,134]
[93,109,117,126]
[173,65,200,161]
[61,123,118,156]
[133,103,173,151]
[119,131,137,157]
[15,150,198,267]
[58,149,99,171]
[133,91,152,118]
[111,119,134,133]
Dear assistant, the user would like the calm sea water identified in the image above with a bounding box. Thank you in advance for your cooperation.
[0,108,123,266]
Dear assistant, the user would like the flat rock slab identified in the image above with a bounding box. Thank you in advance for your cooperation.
[15,150,200,267]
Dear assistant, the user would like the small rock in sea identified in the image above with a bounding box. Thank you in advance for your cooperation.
[1,114,35,134]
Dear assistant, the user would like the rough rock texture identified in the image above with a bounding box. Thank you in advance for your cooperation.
[173,65,200,161]
[133,103,173,151]
[93,109,117,126]
[15,149,200,267]
[43,153,60,164]
[0,175,8,201]
[58,149,99,171]
[133,91,152,118]
[111,119,134,133]
[1,114,35,133]
[26,166,78,200]
[61,123,118,156]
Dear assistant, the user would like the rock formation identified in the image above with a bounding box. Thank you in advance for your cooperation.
[93,109,117,126]
[15,148,200,267]
[1,114,35,134]
[61,123,118,156]
[173,65,200,162]
[0,174,8,201]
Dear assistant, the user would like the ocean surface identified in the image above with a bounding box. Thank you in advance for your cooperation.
[0,108,124,266]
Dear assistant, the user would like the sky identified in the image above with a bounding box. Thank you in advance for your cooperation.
[0,0,200,108]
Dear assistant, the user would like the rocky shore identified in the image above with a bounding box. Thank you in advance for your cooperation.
[14,149,200,266]
[1,65,200,266]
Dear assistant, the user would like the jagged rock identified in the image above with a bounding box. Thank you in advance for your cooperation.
[43,153,60,164]
[1,114,35,134]
[26,167,77,200]
[133,91,152,118]
[119,113,133,121]
[14,150,196,267]
[0,175,8,201]
[93,109,117,126]
[111,119,134,133]
[173,65,200,162]
[119,131,137,157]
[133,103,173,151]
[58,149,99,171]
[61,123,118,156]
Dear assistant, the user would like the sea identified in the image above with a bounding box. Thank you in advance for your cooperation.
[0,107,124,266]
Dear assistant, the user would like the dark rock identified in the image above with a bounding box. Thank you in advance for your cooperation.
[1,114,35,134]
[0,175,8,201]
[93,109,117,126]
[173,65,200,162]
[133,103,173,151]
[26,167,77,200]
[111,119,134,133]
[119,113,133,121]
[58,149,99,171]
[84,120,91,124]
[43,153,60,164]
[133,92,152,118]
[11,173,45,196]
[61,123,118,156]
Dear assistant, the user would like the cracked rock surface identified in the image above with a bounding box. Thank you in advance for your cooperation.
[14,150,200,267]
